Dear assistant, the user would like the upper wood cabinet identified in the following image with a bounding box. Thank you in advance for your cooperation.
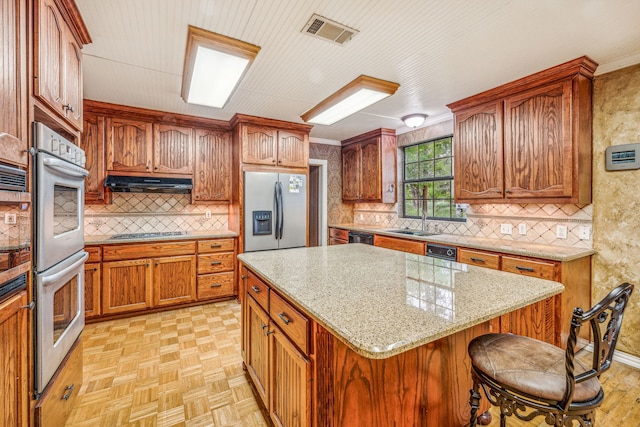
[193,129,232,202]
[448,56,597,204]
[34,0,90,131]
[242,125,309,168]
[106,117,154,174]
[0,0,28,166]
[153,124,194,174]
[341,128,397,203]
[81,113,109,204]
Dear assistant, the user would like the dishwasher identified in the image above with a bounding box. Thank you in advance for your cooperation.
[348,231,374,245]
[426,243,457,260]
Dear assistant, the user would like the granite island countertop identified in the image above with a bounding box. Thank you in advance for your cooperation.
[329,223,595,261]
[85,230,238,245]
[238,244,564,359]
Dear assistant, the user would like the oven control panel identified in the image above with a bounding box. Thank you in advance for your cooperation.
[33,122,86,168]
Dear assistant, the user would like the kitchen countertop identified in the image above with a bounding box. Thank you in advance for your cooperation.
[238,244,564,359]
[329,223,595,261]
[84,230,238,245]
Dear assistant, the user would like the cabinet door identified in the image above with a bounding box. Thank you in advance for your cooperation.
[246,295,270,405]
[277,130,308,168]
[63,35,83,128]
[0,291,28,427]
[84,263,101,319]
[0,0,28,166]
[504,80,573,199]
[106,118,153,173]
[102,259,152,314]
[153,255,196,307]
[269,324,311,427]
[453,101,504,200]
[153,124,194,174]
[243,125,278,165]
[81,113,108,204]
[34,0,65,115]
[360,138,382,201]
[341,144,361,201]
[193,129,231,202]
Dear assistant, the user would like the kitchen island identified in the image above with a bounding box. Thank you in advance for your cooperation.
[238,244,564,426]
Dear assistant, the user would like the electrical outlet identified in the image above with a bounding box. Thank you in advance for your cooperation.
[500,224,512,234]
[359,214,364,220]
[556,225,568,239]
[518,223,527,235]
[375,215,380,223]
[205,209,212,219]
[4,213,16,225]
[579,226,591,240]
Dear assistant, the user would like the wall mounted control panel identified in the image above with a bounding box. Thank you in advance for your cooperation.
[605,143,640,171]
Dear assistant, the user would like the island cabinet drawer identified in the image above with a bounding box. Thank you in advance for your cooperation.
[502,256,558,281]
[269,291,309,354]
[103,241,196,261]
[197,252,234,274]
[198,272,234,299]
[198,238,235,254]
[329,228,348,241]
[85,246,102,263]
[247,272,269,311]
[374,234,425,255]
[458,249,500,270]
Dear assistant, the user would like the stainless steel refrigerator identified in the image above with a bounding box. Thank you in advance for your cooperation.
[244,171,307,252]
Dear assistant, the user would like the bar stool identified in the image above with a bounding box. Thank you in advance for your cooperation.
[468,282,634,427]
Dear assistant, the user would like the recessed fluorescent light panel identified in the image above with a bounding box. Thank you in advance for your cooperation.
[301,75,400,125]
[182,26,260,109]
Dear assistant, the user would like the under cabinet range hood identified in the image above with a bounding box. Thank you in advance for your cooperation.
[105,175,193,193]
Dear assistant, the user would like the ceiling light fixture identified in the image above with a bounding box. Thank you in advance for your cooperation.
[301,75,400,125]
[181,25,260,109]
[402,113,428,128]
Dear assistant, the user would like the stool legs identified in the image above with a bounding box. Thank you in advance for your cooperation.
[469,380,481,427]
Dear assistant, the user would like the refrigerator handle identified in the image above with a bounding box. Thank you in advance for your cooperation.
[274,182,280,239]
[278,182,284,238]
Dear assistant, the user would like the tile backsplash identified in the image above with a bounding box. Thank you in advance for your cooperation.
[353,202,593,248]
[84,193,228,235]
[0,204,30,246]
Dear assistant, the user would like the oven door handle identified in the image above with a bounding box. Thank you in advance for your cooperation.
[42,157,89,178]
[40,252,88,286]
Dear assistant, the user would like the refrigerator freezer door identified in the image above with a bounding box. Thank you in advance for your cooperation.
[244,172,279,252]
[278,173,307,249]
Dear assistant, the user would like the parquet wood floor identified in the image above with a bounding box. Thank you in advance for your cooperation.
[66,300,640,426]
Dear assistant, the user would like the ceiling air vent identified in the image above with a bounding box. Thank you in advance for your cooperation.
[302,14,358,45]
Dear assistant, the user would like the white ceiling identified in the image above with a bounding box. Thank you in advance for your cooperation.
[76,0,640,141]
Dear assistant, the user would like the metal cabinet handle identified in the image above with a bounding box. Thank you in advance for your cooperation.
[251,286,261,293]
[261,323,268,330]
[155,262,159,266]
[496,190,502,194]
[470,257,485,263]
[241,275,247,279]
[210,283,222,288]
[210,244,222,248]
[62,384,74,400]
[265,330,274,336]
[505,189,512,193]
[278,313,292,325]
[210,261,222,265]
[516,266,535,272]
[145,263,150,267]
[21,301,35,310]
[63,104,75,113]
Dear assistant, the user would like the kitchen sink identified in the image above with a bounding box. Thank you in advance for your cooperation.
[385,229,439,237]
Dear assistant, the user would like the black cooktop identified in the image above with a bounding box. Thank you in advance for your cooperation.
[107,231,185,240]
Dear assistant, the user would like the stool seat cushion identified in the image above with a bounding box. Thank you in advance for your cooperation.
[468,333,602,403]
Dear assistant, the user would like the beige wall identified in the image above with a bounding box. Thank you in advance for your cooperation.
[592,63,640,357]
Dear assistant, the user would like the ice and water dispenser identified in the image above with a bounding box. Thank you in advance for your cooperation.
[252,211,272,235]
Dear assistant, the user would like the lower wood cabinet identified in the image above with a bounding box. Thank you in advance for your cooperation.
[0,291,29,427]
[84,263,101,319]
[243,269,311,427]
[153,255,196,307]
[328,227,348,245]
[374,234,425,255]
[103,258,153,314]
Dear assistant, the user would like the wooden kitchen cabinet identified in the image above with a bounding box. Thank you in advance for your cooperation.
[0,291,29,427]
[448,56,597,204]
[374,234,425,255]
[341,128,397,203]
[246,295,270,403]
[197,238,236,300]
[193,129,232,202]
[83,263,101,319]
[241,125,309,168]
[102,258,153,314]
[34,0,88,131]
[106,117,153,174]
[81,113,109,204]
[0,0,28,167]
[153,124,194,174]
[328,227,348,245]
[153,255,196,307]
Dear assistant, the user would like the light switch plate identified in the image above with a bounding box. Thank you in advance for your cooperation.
[4,213,16,225]
[556,225,568,239]
[375,215,380,223]
[205,209,212,219]
[500,224,512,234]
[579,226,591,240]
[518,223,527,235]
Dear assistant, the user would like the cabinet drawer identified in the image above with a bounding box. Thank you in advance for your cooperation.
[35,338,83,427]
[197,252,234,274]
[247,271,269,311]
[329,228,348,241]
[502,256,558,281]
[85,246,102,263]
[374,235,425,255]
[103,241,195,261]
[458,249,500,270]
[198,272,234,300]
[270,291,309,354]
[198,238,235,254]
